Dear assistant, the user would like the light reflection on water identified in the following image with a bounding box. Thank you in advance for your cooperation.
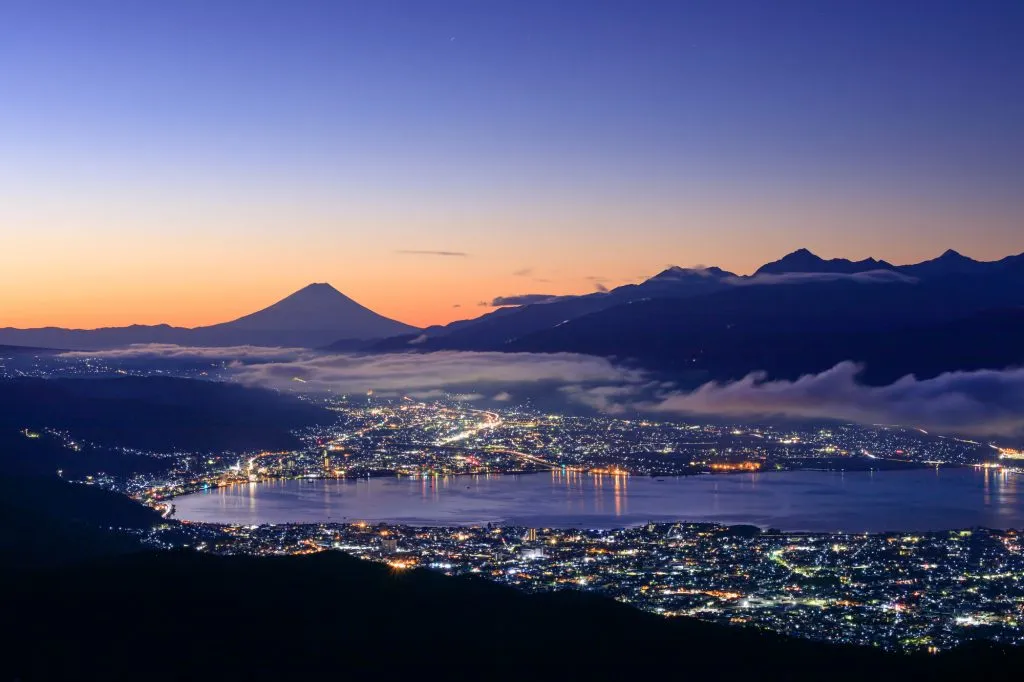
[173,467,1024,532]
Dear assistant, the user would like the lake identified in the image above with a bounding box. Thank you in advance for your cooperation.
[172,466,1024,532]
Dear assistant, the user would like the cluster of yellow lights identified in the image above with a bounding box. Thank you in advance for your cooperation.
[709,461,761,472]
[588,467,629,475]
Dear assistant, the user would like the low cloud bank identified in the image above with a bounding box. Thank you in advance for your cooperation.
[490,294,559,307]
[228,350,644,397]
[640,362,1024,437]
[725,270,916,286]
[59,345,1024,437]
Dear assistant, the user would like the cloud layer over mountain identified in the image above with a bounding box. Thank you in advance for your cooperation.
[228,349,643,397]
[724,270,917,286]
[60,346,1024,438]
[642,362,1024,437]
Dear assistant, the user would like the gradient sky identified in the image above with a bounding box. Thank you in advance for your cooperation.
[2,0,1023,329]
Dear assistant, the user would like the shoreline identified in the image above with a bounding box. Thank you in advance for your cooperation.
[162,457,974,502]
[164,465,1020,534]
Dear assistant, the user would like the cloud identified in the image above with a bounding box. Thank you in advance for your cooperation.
[229,350,644,398]
[512,268,533,277]
[395,250,468,257]
[559,383,646,412]
[56,346,1024,438]
[490,294,558,306]
[406,389,484,402]
[594,282,609,293]
[641,361,1024,437]
[452,304,461,308]
[407,334,429,345]
[726,270,916,287]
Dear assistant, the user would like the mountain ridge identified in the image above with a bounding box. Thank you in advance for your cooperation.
[3,248,1022,353]
[755,248,896,275]
[362,247,1024,384]
[0,283,419,350]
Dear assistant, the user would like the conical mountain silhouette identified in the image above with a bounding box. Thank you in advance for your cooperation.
[0,283,419,350]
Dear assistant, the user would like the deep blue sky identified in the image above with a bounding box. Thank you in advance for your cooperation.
[2,0,1023,327]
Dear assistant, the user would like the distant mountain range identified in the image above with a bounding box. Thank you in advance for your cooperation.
[364,248,1024,385]
[4,249,1024,386]
[0,283,419,350]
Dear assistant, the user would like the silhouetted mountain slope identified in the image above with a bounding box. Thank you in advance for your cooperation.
[0,283,419,349]
[0,376,325,454]
[577,306,1024,385]
[756,248,896,275]
[0,323,190,351]
[0,343,61,354]
[366,266,738,352]
[899,249,993,277]
[363,249,1024,356]
[191,282,418,346]
[0,474,1020,680]
[0,549,984,681]
[507,271,1024,383]
[0,476,161,567]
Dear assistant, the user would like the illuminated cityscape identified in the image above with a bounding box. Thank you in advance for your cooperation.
[135,516,1024,653]
[22,385,1013,654]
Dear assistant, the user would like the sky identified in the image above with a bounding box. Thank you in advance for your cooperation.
[2,0,1023,329]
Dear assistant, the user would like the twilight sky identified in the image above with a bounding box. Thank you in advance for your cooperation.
[2,0,1023,329]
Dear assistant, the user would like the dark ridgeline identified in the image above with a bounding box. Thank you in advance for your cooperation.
[753,248,896,275]
[4,249,1024,389]
[0,376,328,485]
[0,376,326,461]
[0,492,1021,681]
[0,471,1020,680]
[370,248,1024,386]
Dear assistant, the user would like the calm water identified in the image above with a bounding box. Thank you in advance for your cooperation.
[172,467,1024,532]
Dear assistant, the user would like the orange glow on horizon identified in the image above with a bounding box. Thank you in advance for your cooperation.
[3,193,1023,331]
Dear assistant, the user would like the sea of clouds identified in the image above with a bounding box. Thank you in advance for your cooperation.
[63,345,1024,439]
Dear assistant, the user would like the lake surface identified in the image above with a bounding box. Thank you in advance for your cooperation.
[172,467,1024,532]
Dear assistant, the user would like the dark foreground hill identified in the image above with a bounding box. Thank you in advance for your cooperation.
[0,376,326,459]
[1,474,1022,681]
[3,549,1022,681]
[0,476,162,568]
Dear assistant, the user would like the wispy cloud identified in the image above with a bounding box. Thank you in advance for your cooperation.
[58,345,1024,438]
[490,294,558,306]
[594,282,609,293]
[639,362,1024,437]
[726,270,916,286]
[229,350,643,398]
[395,250,468,257]
[512,268,533,277]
